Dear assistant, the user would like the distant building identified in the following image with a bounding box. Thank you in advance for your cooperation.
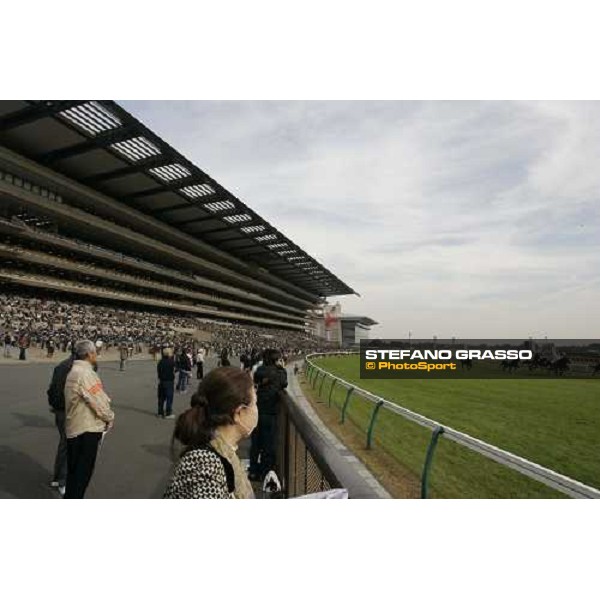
[310,302,378,348]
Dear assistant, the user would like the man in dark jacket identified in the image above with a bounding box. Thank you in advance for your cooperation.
[249,349,288,481]
[240,349,249,372]
[175,348,193,393]
[220,347,231,367]
[46,354,75,494]
[157,347,176,418]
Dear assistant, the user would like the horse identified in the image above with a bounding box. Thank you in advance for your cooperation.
[549,356,570,376]
[501,358,520,373]
[525,353,551,371]
[460,358,473,370]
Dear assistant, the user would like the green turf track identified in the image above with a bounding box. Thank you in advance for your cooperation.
[311,355,600,499]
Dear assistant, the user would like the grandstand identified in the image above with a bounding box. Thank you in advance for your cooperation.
[0,100,356,343]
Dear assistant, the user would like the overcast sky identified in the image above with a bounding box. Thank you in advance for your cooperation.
[122,101,599,339]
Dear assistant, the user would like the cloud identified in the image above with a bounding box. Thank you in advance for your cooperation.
[122,100,600,338]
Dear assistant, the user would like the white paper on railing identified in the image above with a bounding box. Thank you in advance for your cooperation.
[293,488,349,499]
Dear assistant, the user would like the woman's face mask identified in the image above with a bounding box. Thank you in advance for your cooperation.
[235,388,258,437]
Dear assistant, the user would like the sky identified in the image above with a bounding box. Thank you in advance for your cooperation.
[122,101,599,339]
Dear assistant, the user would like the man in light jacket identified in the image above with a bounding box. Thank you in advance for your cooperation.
[195,347,205,379]
[64,340,115,499]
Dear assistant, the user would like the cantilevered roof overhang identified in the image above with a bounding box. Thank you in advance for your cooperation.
[0,100,355,298]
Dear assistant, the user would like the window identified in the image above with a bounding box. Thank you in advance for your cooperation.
[148,163,191,182]
[59,101,122,136]
[111,137,161,162]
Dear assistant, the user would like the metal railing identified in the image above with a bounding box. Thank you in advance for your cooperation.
[274,380,388,498]
[276,391,340,497]
[305,352,600,499]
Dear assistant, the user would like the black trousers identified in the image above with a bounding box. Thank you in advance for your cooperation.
[65,432,102,499]
[157,380,174,416]
[53,410,68,486]
[249,413,278,478]
[196,362,204,379]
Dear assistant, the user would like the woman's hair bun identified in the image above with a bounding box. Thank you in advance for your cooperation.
[190,391,208,408]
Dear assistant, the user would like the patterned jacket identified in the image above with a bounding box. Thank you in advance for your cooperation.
[164,438,254,499]
[64,360,114,439]
[163,447,235,499]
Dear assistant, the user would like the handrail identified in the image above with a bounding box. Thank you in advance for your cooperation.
[305,352,600,499]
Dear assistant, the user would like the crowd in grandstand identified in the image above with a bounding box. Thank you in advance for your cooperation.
[0,291,332,362]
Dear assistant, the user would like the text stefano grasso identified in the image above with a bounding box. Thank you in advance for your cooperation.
[364,349,533,361]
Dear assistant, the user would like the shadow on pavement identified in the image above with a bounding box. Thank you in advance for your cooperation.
[142,443,172,460]
[150,474,171,499]
[0,445,56,498]
[12,413,54,429]
[116,405,158,418]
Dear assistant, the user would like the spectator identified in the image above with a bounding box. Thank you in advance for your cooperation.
[119,342,128,371]
[46,353,76,496]
[64,340,115,499]
[251,352,263,376]
[195,346,205,379]
[18,333,28,361]
[220,346,230,367]
[0,291,332,361]
[176,348,193,393]
[240,349,249,372]
[249,349,288,481]
[164,367,257,499]
[157,347,176,419]
[3,332,12,358]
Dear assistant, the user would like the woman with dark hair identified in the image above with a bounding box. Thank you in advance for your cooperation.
[164,367,258,499]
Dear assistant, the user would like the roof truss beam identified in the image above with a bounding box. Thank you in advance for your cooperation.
[32,125,140,165]
[149,202,192,216]
[80,154,172,184]
[119,175,208,201]
[0,101,81,133]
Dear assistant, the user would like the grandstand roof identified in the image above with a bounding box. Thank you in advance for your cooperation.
[339,314,378,326]
[0,100,355,298]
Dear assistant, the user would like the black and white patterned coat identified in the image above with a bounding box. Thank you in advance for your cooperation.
[163,447,234,499]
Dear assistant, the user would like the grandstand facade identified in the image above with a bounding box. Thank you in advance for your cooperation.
[0,100,355,335]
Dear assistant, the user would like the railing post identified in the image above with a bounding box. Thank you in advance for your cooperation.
[318,371,328,397]
[311,369,319,387]
[328,378,337,407]
[421,426,444,499]
[366,400,384,450]
[340,387,355,424]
